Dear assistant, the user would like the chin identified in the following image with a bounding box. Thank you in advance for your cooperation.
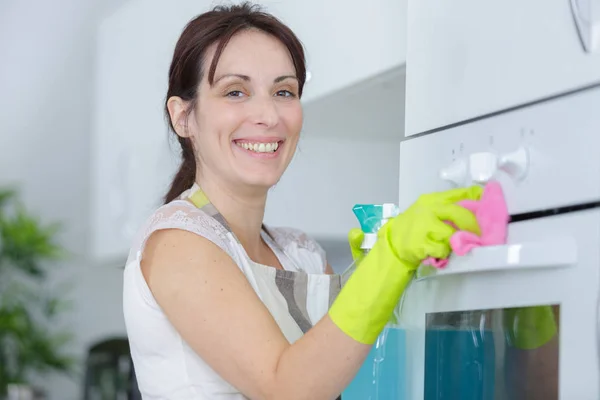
[237,169,282,190]
[246,177,281,190]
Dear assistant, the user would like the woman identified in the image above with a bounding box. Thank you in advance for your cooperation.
[122,2,482,399]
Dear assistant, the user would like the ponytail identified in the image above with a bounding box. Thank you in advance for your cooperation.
[164,136,196,204]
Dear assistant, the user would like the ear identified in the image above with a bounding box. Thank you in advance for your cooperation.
[167,96,192,138]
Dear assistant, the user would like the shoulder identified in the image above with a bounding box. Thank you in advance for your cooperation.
[265,226,328,274]
[127,200,234,264]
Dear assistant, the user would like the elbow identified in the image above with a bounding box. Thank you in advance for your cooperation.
[254,375,301,400]
[250,369,284,400]
[259,383,332,400]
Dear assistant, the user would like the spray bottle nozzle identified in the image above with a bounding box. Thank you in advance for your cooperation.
[352,203,400,251]
[352,203,399,234]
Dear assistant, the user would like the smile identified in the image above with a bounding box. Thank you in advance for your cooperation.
[234,140,282,154]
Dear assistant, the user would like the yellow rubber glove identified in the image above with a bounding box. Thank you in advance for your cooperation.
[329,186,483,345]
[347,227,366,262]
[348,227,407,326]
[504,305,558,350]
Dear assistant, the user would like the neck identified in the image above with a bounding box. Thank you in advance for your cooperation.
[195,172,268,256]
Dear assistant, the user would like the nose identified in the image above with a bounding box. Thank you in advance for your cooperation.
[250,94,279,129]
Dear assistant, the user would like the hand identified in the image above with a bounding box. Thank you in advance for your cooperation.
[331,186,483,344]
[347,185,483,265]
[376,185,483,270]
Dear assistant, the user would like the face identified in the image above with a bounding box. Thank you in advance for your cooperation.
[176,29,303,192]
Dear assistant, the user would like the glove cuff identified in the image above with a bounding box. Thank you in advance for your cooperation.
[329,244,413,344]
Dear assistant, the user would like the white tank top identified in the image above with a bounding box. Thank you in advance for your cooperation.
[123,184,342,399]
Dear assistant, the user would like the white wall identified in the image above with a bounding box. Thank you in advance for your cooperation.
[0,1,126,398]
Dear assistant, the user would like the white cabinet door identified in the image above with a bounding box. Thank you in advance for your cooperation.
[263,0,406,104]
[405,0,600,137]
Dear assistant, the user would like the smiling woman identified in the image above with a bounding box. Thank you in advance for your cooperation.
[162,5,306,203]
[165,26,303,194]
[121,2,482,400]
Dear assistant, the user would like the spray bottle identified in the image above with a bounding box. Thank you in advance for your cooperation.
[341,203,406,400]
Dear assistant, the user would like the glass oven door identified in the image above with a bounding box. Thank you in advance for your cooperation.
[398,210,599,400]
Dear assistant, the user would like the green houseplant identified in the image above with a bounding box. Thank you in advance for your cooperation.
[0,187,75,397]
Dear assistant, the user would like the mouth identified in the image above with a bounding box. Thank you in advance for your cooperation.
[233,138,284,157]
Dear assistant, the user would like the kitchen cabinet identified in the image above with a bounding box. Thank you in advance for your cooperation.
[262,0,406,104]
[90,0,406,263]
[405,0,600,137]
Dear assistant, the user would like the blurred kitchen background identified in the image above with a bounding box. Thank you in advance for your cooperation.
[0,0,405,398]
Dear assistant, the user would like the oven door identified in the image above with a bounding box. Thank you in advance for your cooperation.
[398,210,600,400]
[397,85,600,399]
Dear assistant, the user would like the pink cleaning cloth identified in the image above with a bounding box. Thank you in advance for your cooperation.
[422,181,509,269]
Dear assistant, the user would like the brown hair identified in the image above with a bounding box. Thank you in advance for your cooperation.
[163,2,307,203]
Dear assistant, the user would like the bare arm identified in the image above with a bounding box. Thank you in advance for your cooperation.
[141,229,369,400]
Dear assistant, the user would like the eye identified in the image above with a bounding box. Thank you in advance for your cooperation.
[275,90,296,98]
[226,90,245,98]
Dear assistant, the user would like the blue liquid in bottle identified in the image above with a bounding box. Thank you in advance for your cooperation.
[343,327,407,400]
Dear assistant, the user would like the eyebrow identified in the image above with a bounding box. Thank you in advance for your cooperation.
[274,75,298,83]
[213,73,298,84]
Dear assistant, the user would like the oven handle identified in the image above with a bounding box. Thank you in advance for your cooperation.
[416,237,578,279]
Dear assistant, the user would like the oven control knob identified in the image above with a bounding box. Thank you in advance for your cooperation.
[469,152,499,184]
[499,146,529,181]
[439,159,468,186]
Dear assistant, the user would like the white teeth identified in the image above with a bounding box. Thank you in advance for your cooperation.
[236,141,280,153]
